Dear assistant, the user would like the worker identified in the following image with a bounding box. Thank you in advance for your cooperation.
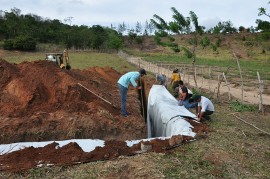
[193,95,214,122]
[59,55,65,69]
[63,49,71,69]
[155,74,167,87]
[178,80,195,109]
[170,68,181,97]
[117,69,147,117]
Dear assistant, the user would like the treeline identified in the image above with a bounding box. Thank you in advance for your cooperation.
[0,6,269,52]
[0,8,123,51]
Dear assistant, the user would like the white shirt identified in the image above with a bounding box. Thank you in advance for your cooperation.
[198,96,214,112]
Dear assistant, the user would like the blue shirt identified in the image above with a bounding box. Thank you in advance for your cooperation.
[118,72,140,88]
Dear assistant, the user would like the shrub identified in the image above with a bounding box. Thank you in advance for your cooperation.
[244,41,254,47]
[260,32,270,41]
[215,38,222,47]
[3,39,14,50]
[230,100,256,112]
[4,36,36,51]
[181,47,192,58]
[200,36,210,48]
[211,43,217,52]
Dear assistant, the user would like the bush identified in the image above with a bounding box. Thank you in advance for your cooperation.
[260,32,270,41]
[244,41,254,47]
[181,47,192,58]
[171,46,180,53]
[230,100,256,112]
[215,38,221,47]
[3,36,36,51]
[3,39,14,50]
[211,43,217,52]
[200,36,210,48]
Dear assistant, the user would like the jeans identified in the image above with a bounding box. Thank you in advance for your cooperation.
[178,98,197,110]
[118,83,128,115]
[201,110,214,120]
[172,82,179,97]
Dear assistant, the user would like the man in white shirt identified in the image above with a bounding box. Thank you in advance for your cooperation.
[193,95,214,122]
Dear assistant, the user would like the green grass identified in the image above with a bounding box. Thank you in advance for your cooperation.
[229,100,257,112]
[142,54,270,73]
[1,51,137,73]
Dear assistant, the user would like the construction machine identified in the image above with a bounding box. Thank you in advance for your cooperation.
[45,49,71,70]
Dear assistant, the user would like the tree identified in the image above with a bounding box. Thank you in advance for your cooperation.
[0,7,123,50]
[256,19,270,31]
[239,26,246,32]
[212,21,237,34]
[135,21,142,35]
[117,22,127,35]
[258,1,270,18]
[151,8,206,87]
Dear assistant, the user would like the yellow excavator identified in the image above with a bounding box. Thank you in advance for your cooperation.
[45,49,71,70]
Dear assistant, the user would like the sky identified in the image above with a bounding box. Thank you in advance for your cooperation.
[0,0,269,29]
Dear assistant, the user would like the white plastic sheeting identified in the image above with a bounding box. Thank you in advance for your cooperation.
[147,85,197,138]
[0,139,105,155]
[0,137,171,155]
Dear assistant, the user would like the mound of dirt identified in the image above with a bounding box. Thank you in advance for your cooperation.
[0,59,146,143]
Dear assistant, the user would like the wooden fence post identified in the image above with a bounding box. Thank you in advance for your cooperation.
[233,52,244,102]
[257,72,264,114]
[223,72,231,101]
[208,67,211,93]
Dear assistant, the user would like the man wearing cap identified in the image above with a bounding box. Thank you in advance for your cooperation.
[117,69,146,117]
[193,95,214,121]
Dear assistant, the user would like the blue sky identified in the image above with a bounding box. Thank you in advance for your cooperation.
[0,0,269,29]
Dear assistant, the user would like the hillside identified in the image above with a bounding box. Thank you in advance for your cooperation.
[124,32,270,62]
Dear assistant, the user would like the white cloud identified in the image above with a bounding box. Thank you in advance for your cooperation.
[0,0,269,28]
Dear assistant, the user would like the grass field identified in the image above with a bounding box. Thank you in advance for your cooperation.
[1,51,270,178]
[0,51,137,73]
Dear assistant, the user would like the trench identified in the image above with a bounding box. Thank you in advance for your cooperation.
[138,78,148,123]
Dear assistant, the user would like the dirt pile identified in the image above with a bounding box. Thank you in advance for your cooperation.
[0,59,146,143]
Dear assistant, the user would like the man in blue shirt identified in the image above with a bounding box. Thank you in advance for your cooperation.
[117,69,146,117]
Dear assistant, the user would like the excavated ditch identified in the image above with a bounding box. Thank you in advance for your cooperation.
[0,59,208,172]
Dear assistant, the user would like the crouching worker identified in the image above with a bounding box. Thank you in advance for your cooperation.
[178,80,195,109]
[117,69,146,117]
[193,95,214,122]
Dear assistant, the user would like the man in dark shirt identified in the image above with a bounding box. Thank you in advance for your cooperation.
[178,80,196,110]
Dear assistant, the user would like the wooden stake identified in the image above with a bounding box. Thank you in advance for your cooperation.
[223,72,231,101]
[208,67,211,93]
[233,52,244,102]
[140,78,145,121]
[257,72,264,114]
